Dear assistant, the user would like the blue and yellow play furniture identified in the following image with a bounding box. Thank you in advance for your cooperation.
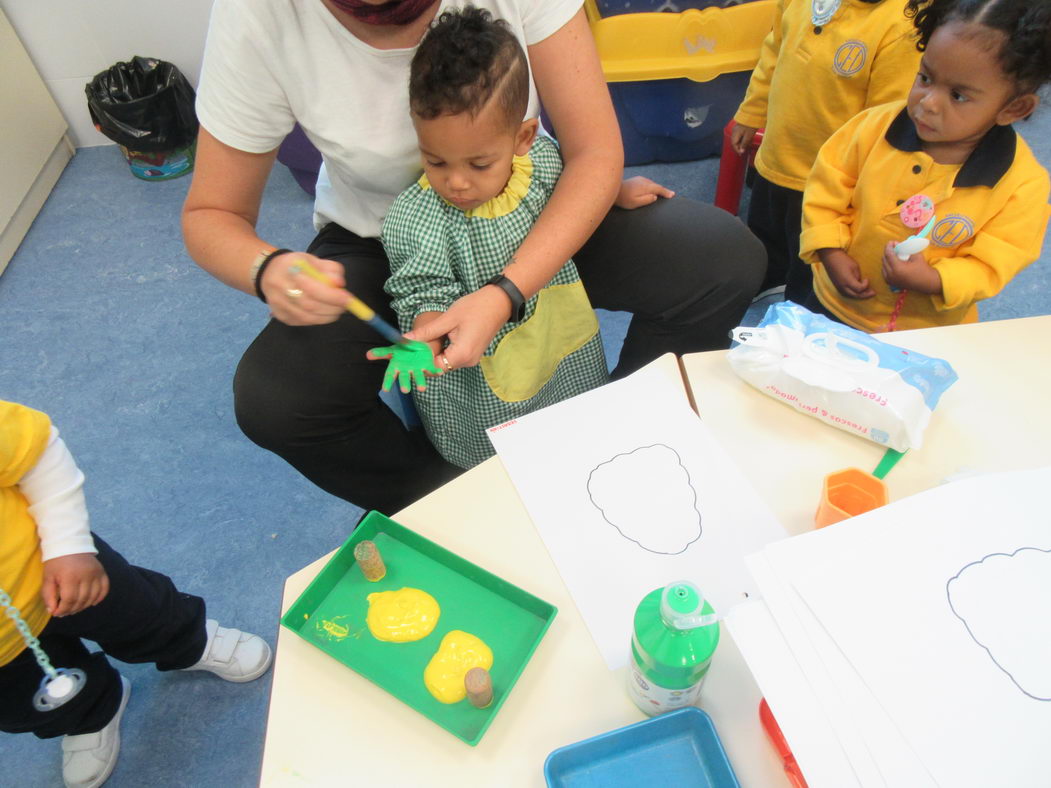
[581,0,775,165]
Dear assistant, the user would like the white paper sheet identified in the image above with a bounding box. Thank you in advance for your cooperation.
[726,599,861,788]
[747,553,882,787]
[488,354,787,669]
[750,552,937,788]
[766,467,1051,788]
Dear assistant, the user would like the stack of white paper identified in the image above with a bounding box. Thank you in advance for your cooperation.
[727,467,1051,788]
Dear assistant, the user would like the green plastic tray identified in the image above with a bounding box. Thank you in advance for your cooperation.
[280,511,557,745]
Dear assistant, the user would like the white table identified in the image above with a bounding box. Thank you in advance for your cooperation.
[260,316,1051,787]
[682,315,1051,536]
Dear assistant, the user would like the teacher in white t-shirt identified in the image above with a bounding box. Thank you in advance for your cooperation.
[182,0,766,516]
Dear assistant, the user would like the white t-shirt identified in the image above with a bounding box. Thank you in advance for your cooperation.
[196,0,578,238]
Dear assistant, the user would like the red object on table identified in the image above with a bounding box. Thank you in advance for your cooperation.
[759,697,809,788]
[714,119,764,216]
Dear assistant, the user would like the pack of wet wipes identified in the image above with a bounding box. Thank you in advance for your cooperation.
[728,302,958,451]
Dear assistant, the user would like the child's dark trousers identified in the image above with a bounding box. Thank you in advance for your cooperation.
[0,534,206,738]
[747,172,813,304]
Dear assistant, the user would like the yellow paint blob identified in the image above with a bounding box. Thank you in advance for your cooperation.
[365,587,440,643]
[424,630,494,704]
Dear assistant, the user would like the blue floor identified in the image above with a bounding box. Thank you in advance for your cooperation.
[2,104,1049,785]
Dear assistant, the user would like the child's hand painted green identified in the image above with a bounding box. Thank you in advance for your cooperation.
[368,340,442,393]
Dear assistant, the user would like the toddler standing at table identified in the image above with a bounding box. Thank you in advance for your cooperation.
[731,0,920,303]
[799,0,1051,333]
[380,7,664,468]
[0,401,272,788]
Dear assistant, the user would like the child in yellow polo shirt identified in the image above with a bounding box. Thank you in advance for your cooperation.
[732,0,920,303]
[0,401,273,788]
[800,0,1051,332]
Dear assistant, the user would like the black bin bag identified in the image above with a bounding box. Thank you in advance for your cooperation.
[85,56,198,180]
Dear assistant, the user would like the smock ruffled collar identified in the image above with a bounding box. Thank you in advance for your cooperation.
[418,151,534,219]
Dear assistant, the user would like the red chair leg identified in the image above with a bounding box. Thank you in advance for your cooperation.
[714,120,764,216]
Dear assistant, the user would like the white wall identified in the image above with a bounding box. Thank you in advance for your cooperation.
[0,0,214,147]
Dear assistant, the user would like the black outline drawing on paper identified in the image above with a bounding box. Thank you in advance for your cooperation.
[946,546,1051,702]
[586,444,702,555]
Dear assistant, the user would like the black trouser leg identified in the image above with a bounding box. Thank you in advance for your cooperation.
[575,197,766,379]
[0,535,206,738]
[802,290,848,325]
[233,224,462,514]
[745,174,810,302]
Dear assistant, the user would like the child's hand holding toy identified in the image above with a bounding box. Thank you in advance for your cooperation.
[881,240,943,295]
[41,554,110,617]
[882,214,942,294]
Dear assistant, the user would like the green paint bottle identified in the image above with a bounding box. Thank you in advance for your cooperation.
[627,581,720,716]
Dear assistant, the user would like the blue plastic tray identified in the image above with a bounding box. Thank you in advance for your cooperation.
[544,707,740,788]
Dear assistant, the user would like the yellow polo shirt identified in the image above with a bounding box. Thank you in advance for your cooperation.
[0,402,52,667]
[801,101,1050,332]
[734,0,920,191]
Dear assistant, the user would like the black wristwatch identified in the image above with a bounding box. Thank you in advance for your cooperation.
[485,274,527,322]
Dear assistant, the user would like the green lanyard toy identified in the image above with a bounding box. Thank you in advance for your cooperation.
[0,585,86,710]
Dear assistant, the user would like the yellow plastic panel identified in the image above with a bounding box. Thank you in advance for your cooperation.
[589,0,776,83]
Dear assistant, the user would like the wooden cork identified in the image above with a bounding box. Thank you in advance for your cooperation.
[464,667,493,709]
[353,540,386,582]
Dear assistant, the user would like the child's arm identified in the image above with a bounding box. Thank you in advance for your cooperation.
[382,197,463,324]
[801,111,874,298]
[18,426,109,617]
[615,176,675,209]
[731,0,788,153]
[865,22,924,109]
[381,195,464,367]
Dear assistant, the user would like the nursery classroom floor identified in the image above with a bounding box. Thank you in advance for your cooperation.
[2,102,1050,787]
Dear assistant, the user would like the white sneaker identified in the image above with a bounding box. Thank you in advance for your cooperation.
[62,675,130,788]
[182,619,273,682]
[751,284,786,303]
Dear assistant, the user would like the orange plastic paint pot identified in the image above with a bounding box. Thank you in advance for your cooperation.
[815,468,889,528]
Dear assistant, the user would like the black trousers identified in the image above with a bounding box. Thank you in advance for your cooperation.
[746,172,813,304]
[0,536,206,739]
[233,197,766,514]
[802,289,849,325]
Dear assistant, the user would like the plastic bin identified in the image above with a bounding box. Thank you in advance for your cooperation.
[85,56,198,181]
[584,0,775,165]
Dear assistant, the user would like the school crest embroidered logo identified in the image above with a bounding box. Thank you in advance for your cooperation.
[932,214,975,247]
[833,40,867,76]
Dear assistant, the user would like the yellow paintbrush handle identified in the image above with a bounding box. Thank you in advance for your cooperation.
[289,258,377,321]
[289,258,334,286]
[343,296,376,322]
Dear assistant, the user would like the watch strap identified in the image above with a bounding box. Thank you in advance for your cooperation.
[485,274,527,322]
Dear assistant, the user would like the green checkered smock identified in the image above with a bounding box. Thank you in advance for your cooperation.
[382,135,609,469]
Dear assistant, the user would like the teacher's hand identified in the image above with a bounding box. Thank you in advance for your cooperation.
[260,252,351,326]
[406,286,512,369]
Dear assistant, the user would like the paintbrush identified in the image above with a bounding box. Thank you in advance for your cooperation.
[288,258,407,346]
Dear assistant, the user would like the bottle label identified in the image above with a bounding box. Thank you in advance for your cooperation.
[628,662,706,715]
